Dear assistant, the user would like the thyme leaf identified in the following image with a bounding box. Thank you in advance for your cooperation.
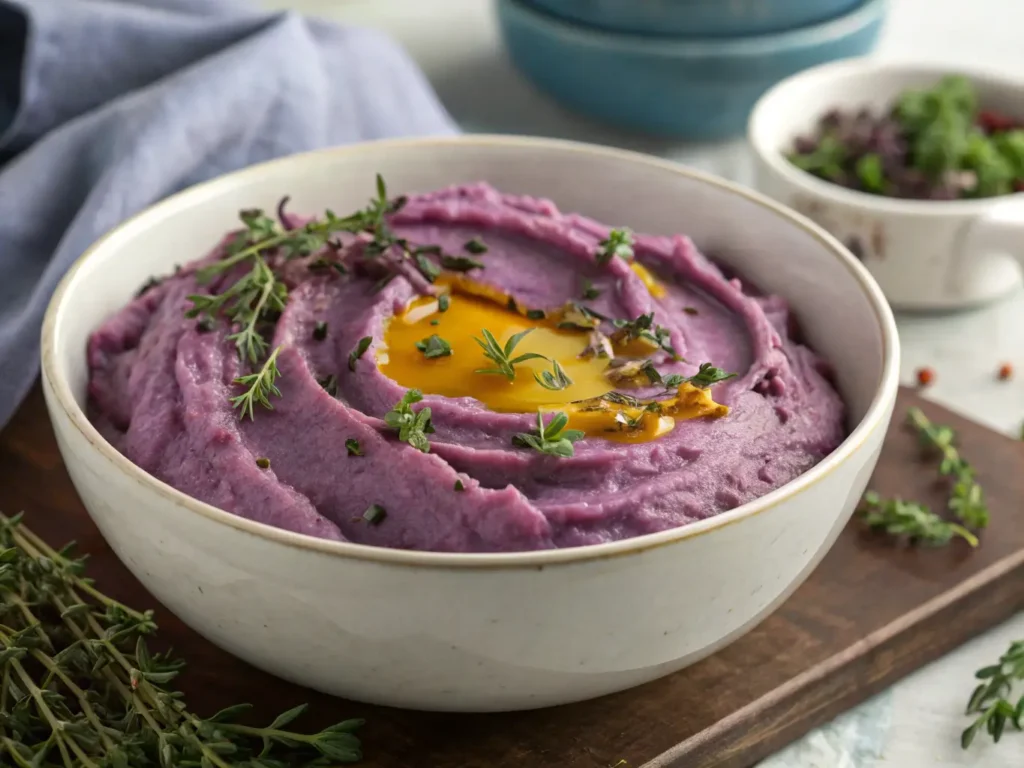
[416,334,453,359]
[473,328,547,381]
[230,346,283,420]
[611,312,679,358]
[464,238,488,254]
[687,362,738,388]
[348,336,372,372]
[534,359,574,391]
[440,254,485,272]
[907,407,990,529]
[596,228,634,264]
[512,412,584,458]
[383,389,435,453]
[962,640,1024,749]
[363,504,387,525]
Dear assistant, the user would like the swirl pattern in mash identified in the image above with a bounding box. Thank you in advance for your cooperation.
[87,184,845,552]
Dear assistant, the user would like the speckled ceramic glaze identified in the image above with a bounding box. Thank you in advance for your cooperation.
[749,59,1024,310]
[527,0,864,37]
[497,0,886,139]
[41,136,898,711]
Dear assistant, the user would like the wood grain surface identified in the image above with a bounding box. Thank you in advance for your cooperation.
[2,384,1022,768]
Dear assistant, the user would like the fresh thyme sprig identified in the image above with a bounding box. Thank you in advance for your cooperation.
[596,228,634,264]
[861,491,978,547]
[230,345,283,420]
[415,334,452,359]
[0,512,364,767]
[512,412,584,458]
[383,389,435,453]
[185,175,470,419]
[907,407,989,529]
[962,640,1024,749]
[663,363,738,390]
[610,313,679,358]
[473,329,547,381]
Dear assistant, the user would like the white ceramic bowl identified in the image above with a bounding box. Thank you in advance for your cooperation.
[749,58,1024,311]
[41,136,898,712]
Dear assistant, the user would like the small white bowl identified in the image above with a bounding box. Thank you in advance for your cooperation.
[41,136,898,712]
[749,58,1024,311]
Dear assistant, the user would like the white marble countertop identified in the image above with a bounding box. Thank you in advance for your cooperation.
[265,1,1024,764]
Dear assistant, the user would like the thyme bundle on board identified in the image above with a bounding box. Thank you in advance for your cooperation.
[0,513,363,767]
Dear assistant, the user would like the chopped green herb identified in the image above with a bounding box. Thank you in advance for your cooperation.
[534,359,574,391]
[313,321,328,341]
[525,309,546,320]
[464,238,488,254]
[416,334,453,359]
[660,363,735,391]
[602,391,642,408]
[318,374,338,396]
[512,411,584,459]
[556,302,606,331]
[788,135,847,181]
[615,402,662,431]
[331,261,348,276]
[688,363,738,388]
[963,130,1014,197]
[345,438,363,456]
[256,457,271,469]
[438,293,450,312]
[383,389,435,453]
[581,279,601,300]
[596,228,634,264]
[363,504,387,525]
[662,373,685,389]
[440,254,484,272]
[611,313,678,358]
[414,253,441,283]
[641,360,662,385]
[430,319,440,326]
[473,328,547,381]
[856,153,886,193]
[454,479,465,492]
[230,346,283,421]
[136,276,162,297]
[196,317,215,334]
[348,336,372,372]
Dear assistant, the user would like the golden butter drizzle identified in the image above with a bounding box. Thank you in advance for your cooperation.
[378,278,727,442]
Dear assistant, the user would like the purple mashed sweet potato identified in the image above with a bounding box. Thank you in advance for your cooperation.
[87,183,845,553]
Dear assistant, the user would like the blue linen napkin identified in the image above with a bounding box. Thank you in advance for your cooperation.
[0,0,456,428]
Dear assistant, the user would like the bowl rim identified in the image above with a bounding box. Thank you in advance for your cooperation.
[748,57,1024,213]
[41,134,900,570]
[498,0,887,57]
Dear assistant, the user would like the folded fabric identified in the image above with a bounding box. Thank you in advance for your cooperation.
[0,0,456,428]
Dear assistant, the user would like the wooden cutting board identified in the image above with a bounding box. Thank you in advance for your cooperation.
[2,384,1023,768]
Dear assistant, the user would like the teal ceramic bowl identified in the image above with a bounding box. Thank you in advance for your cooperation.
[497,0,886,140]
[529,0,865,37]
